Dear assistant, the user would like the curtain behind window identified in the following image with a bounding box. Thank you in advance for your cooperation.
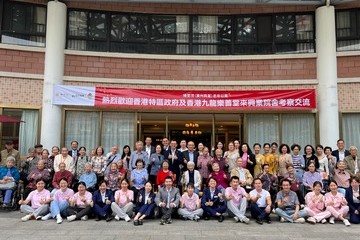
[19,110,38,157]
[247,114,279,147]
[342,113,360,148]
[281,113,315,148]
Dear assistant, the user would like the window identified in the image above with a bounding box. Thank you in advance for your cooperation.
[336,9,360,51]
[342,113,360,149]
[1,1,46,47]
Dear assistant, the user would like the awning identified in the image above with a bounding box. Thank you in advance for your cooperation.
[0,115,25,123]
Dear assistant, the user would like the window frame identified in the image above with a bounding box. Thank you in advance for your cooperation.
[335,8,360,52]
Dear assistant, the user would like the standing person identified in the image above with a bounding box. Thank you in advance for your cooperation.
[182,141,199,170]
[263,143,277,176]
[104,145,121,175]
[253,143,265,176]
[41,149,54,178]
[155,176,180,225]
[211,141,225,158]
[92,180,114,221]
[91,146,107,182]
[165,140,183,186]
[161,137,170,154]
[21,147,37,179]
[274,178,307,223]
[197,143,205,156]
[49,146,60,162]
[73,146,90,184]
[148,145,164,186]
[178,183,203,221]
[201,177,227,222]
[271,142,279,173]
[304,181,331,224]
[1,140,20,168]
[345,176,360,224]
[54,147,75,174]
[224,142,239,173]
[178,140,188,153]
[249,178,272,224]
[225,176,250,223]
[277,144,292,182]
[129,141,149,171]
[315,145,329,191]
[67,182,93,222]
[197,147,212,185]
[239,143,256,176]
[325,146,337,171]
[325,180,350,226]
[344,146,360,178]
[303,145,319,170]
[332,139,350,162]
[133,181,156,225]
[120,145,131,180]
[111,178,134,222]
[143,137,156,160]
[68,141,79,158]
[290,144,305,185]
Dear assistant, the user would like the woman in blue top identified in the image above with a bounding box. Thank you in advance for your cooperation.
[131,159,148,201]
[0,156,20,208]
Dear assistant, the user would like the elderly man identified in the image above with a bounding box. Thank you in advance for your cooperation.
[68,140,79,158]
[52,162,73,194]
[0,156,20,207]
[54,147,75,174]
[104,145,121,175]
[79,163,97,192]
[230,157,253,189]
[182,141,199,170]
[332,139,350,162]
[1,140,20,168]
[129,141,148,171]
[344,146,360,178]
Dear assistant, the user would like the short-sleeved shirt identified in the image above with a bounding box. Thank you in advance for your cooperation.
[181,192,200,211]
[249,189,270,208]
[26,189,51,209]
[225,186,246,206]
[53,188,74,203]
[114,189,134,208]
[275,190,299,210]
[70,191,92,208]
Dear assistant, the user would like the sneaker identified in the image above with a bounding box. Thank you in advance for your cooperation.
[67,215,76,222]
[280,217,285,223]
[35,215,42,220]
[343,219,351,226]
[294,218,305,223]
[165,218,172,224]
[256,218,263,225]
[160,219,166,225]
[124,215,131,222]
[81,215,88,221]
[300,204,305,209]
[321,219,327,224]
[242,217,250,224]
[329,217,335,224]
[114,215,120,221]
[194,215,200,222]
[21,214,32,222]
[56,215,63,224]
[234,216,240,222]
[307,217,316,224]
[218,215,224,222]
[41,213,52,221]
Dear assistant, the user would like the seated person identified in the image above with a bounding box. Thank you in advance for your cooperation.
[208,162,228,193]
[201,177,226,222]
[255,164,277,198]
[345,176,360,224]
[92,180,114,221]
[178,182,203,221]
[131,159,148,201]
[0,156,20,208]
[330,160,350,195]
[79,163,97,192]
[52,162,73,195]
[134,181,156,225]
[325,180,350,226]
[104,163,122,195]
[111,178,134,222]
[24,160,50,199]
[19,178,50,221]
[20,147,38,182]
[230,157,253,189]
[156,160,175,189]
[181,161,202,194]
[249,178,272,224]
[225,176,250,224]
[304,181,331,224]
[302,163,322,192]
[41,177,74,224]
[155,176,180,225]
[67,181,93,222]
[284,164,305,204]
[275,178,307,223]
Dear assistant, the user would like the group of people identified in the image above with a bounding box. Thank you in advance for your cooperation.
[0,137,359,226]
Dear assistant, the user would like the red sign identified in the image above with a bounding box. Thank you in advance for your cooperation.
[95,88,316,110]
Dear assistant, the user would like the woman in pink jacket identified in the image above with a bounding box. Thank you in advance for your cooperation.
[304,181,331,224]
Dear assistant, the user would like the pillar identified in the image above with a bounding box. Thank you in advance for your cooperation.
[40,1,67,149]
[316,5,339,149]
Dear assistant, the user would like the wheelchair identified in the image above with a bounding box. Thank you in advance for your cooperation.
[0,183,21,211]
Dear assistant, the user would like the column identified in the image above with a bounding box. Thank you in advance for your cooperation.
[40,1,67,149]
[316,5,339,149]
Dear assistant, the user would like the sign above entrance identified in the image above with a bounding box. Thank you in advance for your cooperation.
[53,85,316,110]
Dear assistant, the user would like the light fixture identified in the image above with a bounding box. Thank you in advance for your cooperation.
[183,122,202,135]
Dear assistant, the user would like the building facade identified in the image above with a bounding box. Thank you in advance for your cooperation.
[0,0,359,156]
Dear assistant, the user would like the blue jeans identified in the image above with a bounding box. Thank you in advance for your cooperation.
[3,189,13,204]
[275,208,307,223]
[50,200,69,218]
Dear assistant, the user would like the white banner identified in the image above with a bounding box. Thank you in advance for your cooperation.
[53,85,95,106]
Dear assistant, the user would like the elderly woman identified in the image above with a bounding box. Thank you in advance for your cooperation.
[67,181,93,221]
[74,146,90,182]
[197,147,212,185]
[156,160,175,189]
[91,146,107,182]
[41,149,54,178]
[111,178,134,222]
[41,177,74,224]
[92,180,114,221]
[181,161,201,194]
[208,162,228,191]
[79,163,97,192]
[134,181,156,225]
[19,178,50,221]
[224,142,239,173]
[325,180,350,226]
[105,163,122,195]
[345,176,360,224]
[304,181,331,224]
[0,156,20,208]
[131,159,148,201]
[24,160,50,199]
[52,162,73,195]
[149,145,164,187]
[20,147,37,182]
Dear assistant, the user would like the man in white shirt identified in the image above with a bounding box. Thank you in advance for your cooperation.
[249,178,272,224]
[178,140,188,152]
[143,137,155,158]
[54,147,75,174]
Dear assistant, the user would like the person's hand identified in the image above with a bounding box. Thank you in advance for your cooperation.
[168,154,172,160]
[0,179,5,184]
[19,199,24,205]
[354,210,359,215]
[283,197,288,203]
[65,195,70,202]
[80,196,86,202]
[223,173,228,179]
[105,197,111,205]
[147,198,152,204]
[139,194,142,202]
[218,192,223,200]
[126,195,131,203]
[160,202,166,208]
[293,212,298,220]
[327,201,334,206]
[208,201,214,207]
[265,205,271,213]
[40,197,46,205]
[170,202,176,208]
[256,193,262,199]
[183,158,187,164]
[227,194,234,200]
[174,155,178,160]
[142,176,146,181]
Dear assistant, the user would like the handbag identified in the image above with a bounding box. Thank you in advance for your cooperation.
[0,181,16,190]
[290,181,299,192]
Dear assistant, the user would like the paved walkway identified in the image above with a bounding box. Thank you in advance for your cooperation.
[0,211,358,240]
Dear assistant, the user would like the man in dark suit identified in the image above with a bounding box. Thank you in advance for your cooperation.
[161,137,170,155]
[155,176,181,225]
[68,140,79,158]
[165,140,183,186]
[143,137,156,172]
[201,177,226,222]
[92,180,115,221]
[345,177,360,224]
[182,141,199,171]
[332,139,350,162]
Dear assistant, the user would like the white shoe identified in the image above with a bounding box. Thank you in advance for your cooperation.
[56,215,63,224]
[21,214,32,222]
[81,215,88,221]
[329,217,335,224]
[294,218,305,223]
[35,215,42,220]
[125,215,131,222]
[307,217,316,224]
[343,219,351,226]
[242,217,250,224]
[193,215,200,221]
[114,215,120,221]
[280,217,285,223]
[41,213,52,221]
[321,219,327,224]
[67,215,76,222]
[234,216,240,222]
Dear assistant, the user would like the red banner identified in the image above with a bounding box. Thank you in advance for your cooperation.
[95,88,316,110]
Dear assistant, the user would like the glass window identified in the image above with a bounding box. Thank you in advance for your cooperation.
[247,114,279,148]
[336,10,360,51]
[1,2,46,47]
[342,113,360,149]
[65,111,100,151]
[281,113,315,148]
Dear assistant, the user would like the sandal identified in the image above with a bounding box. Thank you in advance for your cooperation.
[134,220,139,226]
[139,219,143,225]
